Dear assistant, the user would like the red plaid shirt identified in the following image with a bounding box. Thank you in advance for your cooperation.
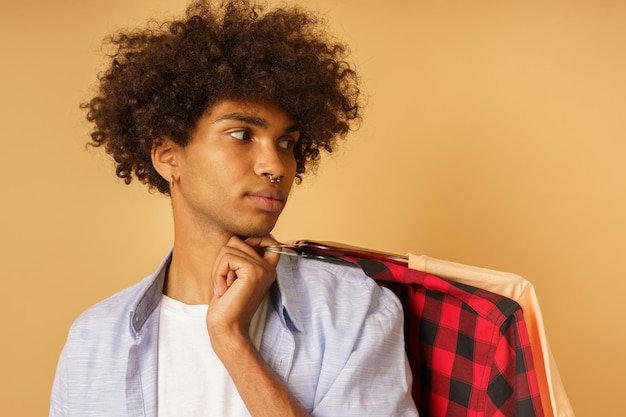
[341,257,545,417]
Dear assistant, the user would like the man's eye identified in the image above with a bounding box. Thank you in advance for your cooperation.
[229,130,250,141]
[278,139,296,150]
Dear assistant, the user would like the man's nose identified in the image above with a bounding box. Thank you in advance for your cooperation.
[253,141,287,179]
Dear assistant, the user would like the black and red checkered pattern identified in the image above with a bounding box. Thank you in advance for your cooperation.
[344,257,544,417]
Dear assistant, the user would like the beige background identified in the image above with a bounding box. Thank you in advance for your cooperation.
[1,0,624,416]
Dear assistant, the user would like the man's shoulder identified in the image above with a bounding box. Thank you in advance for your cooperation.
[71,253,170,329]
[276,255,403,316]
[69,273,156,334]
[278,255,373,290]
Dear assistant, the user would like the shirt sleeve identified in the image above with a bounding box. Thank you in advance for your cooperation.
[311,286,419,417]
[486,309,544,417]
[49,344,68,417]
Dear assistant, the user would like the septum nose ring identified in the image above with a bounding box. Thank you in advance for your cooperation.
[267,174,282,183]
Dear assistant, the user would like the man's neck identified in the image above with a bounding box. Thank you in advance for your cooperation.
[164,221,232,305]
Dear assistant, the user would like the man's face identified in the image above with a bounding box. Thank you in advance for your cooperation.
[172,99,300,238]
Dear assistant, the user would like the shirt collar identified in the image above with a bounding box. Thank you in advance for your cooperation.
[274,255,305,333]
[131,251,171,335]
[129,250,304,335]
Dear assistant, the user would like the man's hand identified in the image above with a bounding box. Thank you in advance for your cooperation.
[205,235,313,417]
[207,235,280,351]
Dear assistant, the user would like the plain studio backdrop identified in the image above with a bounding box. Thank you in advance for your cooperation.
[1,1,624,416]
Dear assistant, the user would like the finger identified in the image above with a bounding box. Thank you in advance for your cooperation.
[244,235,279,249]
[244,235,281,267]
[213,255,239,297]
[225,236,266,260]
[226,269,237,287]
[212,249,265,297]
[214,261,244,297]
[211,240,250,296]
[213,269,228,297]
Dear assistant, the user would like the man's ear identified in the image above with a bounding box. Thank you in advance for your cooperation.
[151,138,180,183]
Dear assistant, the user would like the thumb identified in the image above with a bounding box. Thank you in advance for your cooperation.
[245,235,281,268]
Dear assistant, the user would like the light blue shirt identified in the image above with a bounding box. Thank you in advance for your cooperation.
[50,253,418,416]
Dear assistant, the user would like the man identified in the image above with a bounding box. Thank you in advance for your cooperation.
[50,1,418,416]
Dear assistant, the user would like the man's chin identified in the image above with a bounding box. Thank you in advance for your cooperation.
[233,224,277,240]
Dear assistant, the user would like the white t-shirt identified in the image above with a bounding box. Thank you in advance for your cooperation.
[157,294,269,417]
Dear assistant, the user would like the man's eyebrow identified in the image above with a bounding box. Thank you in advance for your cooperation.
[284,124,300,134]
[216,113,268,128]
[216,112,300,133]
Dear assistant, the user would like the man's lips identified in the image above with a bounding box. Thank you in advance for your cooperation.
[246,188,286,212]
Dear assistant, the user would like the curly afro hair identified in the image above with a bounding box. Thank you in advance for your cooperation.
[83,0,362,194]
